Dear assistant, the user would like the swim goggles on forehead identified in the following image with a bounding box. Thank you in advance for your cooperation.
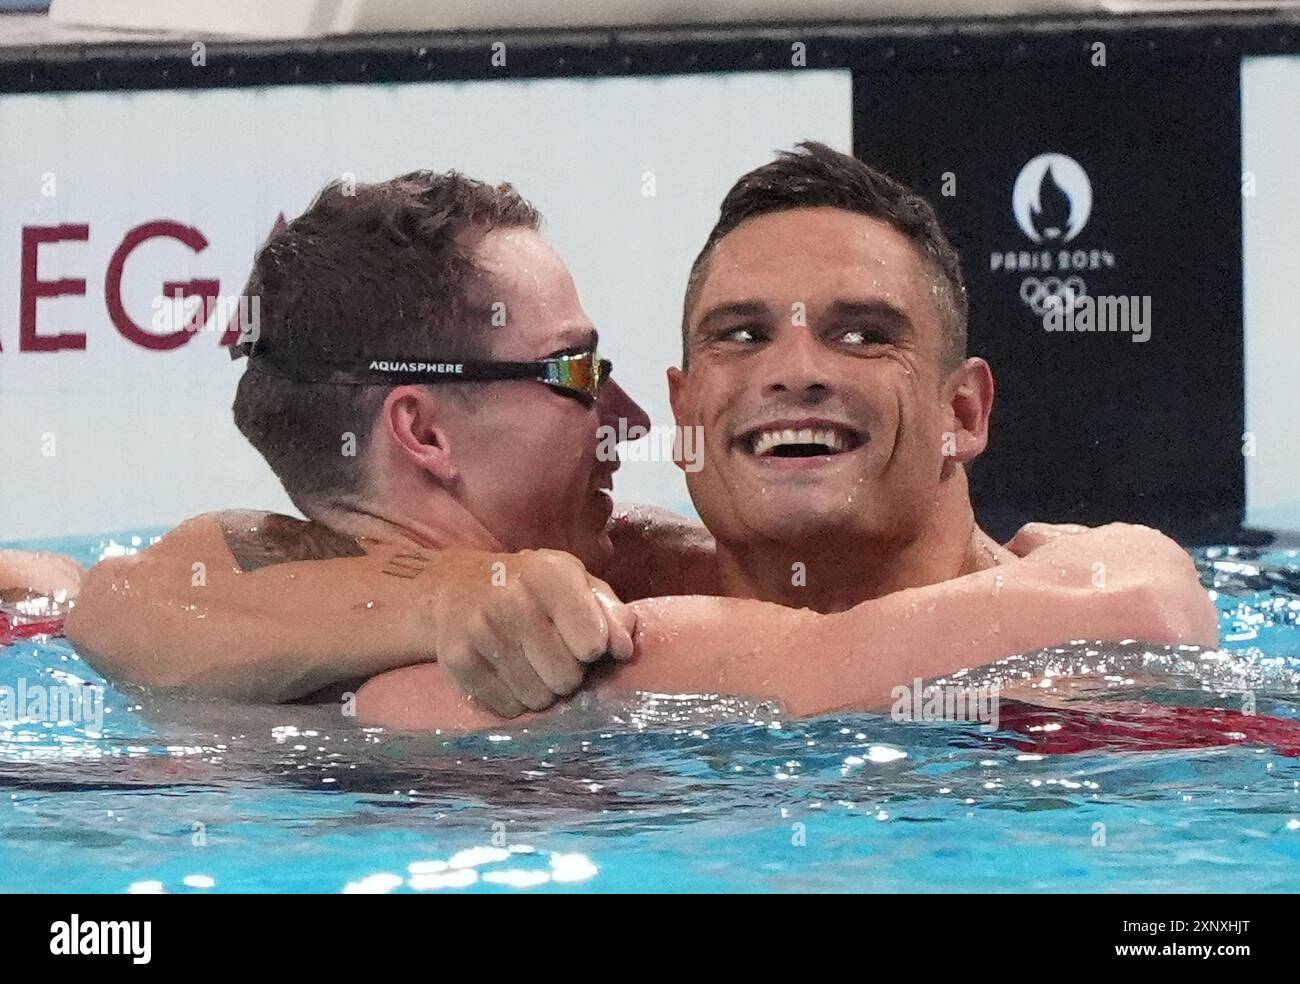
[233,344,613,405]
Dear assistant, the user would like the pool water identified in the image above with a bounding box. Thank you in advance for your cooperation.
[2,532,1299,893]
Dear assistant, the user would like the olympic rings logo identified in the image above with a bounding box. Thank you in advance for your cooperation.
[1019,276,1088,316]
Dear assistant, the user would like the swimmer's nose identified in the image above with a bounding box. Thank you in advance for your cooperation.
[761,327,833,403]
[599,379,651,433]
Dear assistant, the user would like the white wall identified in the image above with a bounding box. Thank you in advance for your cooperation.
[0,70,852,542]
[1242,56,1300,534]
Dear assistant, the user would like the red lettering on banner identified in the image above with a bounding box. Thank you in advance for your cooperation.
[163,277,223,335]
[106,220,215,351]
[6,213,284,354]
[219,307,245,346]
[18,224,90,353]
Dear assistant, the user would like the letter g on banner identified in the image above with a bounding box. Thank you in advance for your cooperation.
[107,220,216,351]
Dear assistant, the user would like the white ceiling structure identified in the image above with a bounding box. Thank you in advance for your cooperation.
[35,0,1299,42]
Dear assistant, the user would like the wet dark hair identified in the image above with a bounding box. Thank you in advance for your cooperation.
[681,141,968,370]
[232,170,541,512]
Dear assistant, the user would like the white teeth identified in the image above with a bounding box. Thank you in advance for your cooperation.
[749,427,853,456]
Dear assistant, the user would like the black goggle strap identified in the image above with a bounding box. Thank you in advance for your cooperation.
[238,350,610,401]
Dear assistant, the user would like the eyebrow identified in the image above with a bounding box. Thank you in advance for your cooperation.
[550,327,599,355]
[693,300,771,335]
[693,298,913,334]
[824,299,913,332]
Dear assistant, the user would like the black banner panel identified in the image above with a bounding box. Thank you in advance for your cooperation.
[855,61,1244,542]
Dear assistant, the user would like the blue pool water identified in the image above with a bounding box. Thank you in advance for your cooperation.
[2,532,1299,892]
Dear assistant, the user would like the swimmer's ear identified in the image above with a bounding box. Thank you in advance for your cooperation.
[945,357,994,464]
[381,385,458,483]
[667,366,691,474]
[667,366,686,417]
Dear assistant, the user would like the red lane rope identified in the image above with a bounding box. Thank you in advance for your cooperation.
[995,699,1300,757]
[0,612,67,647]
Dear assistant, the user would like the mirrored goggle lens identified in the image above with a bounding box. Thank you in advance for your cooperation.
[545,353,611,401]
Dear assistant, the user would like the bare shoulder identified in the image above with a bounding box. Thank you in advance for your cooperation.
[1064,522,1192,566]
[216,510,367,572]
[1008,521,1191,565]
[603,503,719,600]
[608,504,712,549]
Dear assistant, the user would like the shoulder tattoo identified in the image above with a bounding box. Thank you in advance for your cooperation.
[219,511,367,572]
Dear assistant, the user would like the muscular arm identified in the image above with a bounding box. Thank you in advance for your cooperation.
[63,506,707,703]
[354,524,1219,731]
[0,549,84,598]
[65,511,484,702]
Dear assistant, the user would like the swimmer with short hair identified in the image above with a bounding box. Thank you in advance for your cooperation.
[66,148,1216,728]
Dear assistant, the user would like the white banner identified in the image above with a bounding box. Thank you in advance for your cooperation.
[0,70,851,542]
[1243,55,1300,534]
